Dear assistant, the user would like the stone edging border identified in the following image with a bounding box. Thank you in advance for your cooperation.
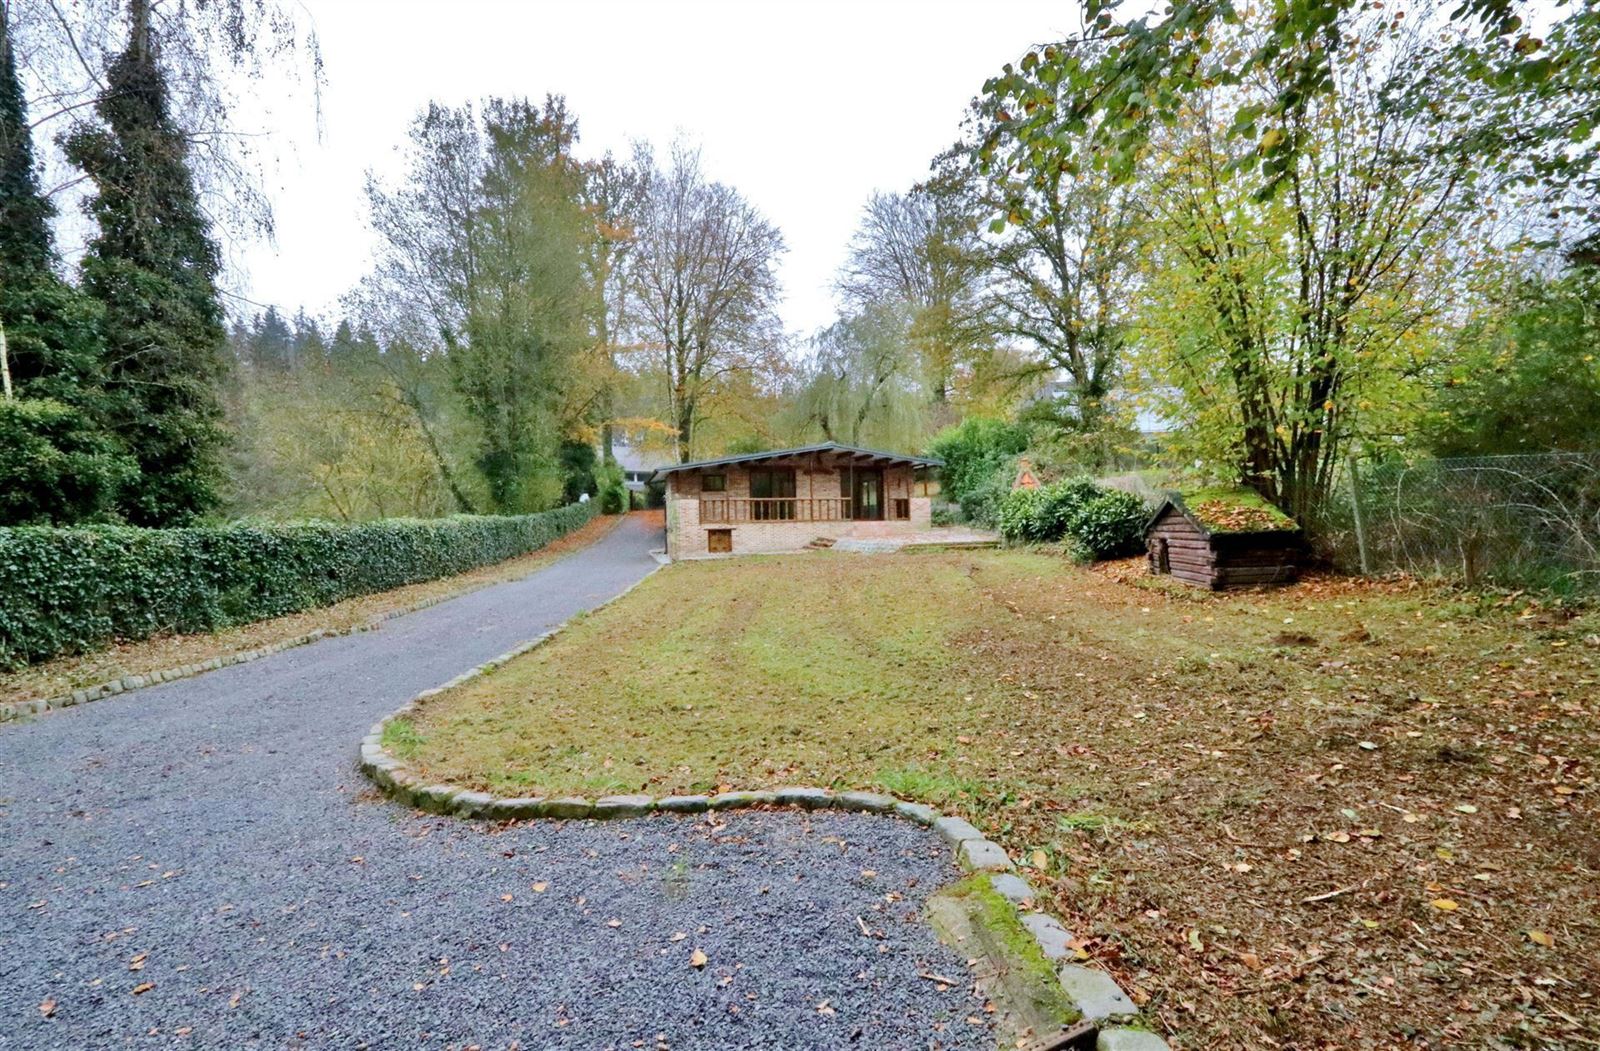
[355,574,1170,1051]
[0,514,628,726]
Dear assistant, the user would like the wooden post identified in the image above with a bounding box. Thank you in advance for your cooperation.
[1346,452,1371,576]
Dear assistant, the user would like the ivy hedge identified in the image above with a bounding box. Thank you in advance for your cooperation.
[0,501,599,668]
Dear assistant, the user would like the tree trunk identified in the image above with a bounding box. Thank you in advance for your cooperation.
[0,312,12,401]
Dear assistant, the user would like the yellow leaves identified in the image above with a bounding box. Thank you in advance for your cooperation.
[531,881,548,893]
[1029,849,1050,871]
[1430,898,1459,912]
[1527,930,1554,948]
[128,952,147,971]
[689,948,708,969]
[131,982,155,996]
[1258,127,1285,153]
[1186,928,1205,952]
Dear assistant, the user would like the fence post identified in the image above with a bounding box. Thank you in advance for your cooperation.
[1346,452,1371,576]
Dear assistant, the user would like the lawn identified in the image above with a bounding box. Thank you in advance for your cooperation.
[402,549,1599,1050]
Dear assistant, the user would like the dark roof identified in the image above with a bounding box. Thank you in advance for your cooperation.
[650,442,942,481]
[1145,489,1300,538]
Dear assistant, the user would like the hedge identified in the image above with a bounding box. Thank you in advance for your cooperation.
[0,501,600,668]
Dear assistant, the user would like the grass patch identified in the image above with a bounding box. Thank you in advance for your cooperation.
[405,547,1600,1049]
[875,764,983,806]
[381,716,425,759]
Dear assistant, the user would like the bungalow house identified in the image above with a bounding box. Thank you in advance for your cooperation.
[652,442,942,559]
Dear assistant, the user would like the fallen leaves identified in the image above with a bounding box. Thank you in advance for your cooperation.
[38,997,56,1018]
[131,982,154,996]
[1431,898,1460,912]
[1527,930,1554,948]
[688,949,708,969]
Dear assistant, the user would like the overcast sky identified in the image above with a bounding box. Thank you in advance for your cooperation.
[234,0,1076,337]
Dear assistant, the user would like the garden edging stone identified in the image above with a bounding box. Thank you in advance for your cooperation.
[353,569,1170,1050]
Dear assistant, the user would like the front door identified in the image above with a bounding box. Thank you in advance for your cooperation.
[853,469,883,521]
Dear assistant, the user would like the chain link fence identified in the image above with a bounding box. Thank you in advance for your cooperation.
[1320,452,1600,595]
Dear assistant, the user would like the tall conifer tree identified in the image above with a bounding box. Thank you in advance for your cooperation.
[0,5,135,525]
[65,0,228,525]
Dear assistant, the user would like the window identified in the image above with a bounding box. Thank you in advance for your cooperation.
[749,467,796,520]
[707,528,733,553]
[702,472,726,492]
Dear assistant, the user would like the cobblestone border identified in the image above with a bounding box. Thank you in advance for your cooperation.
[355,584,1169,1050]
[0,516,629,726]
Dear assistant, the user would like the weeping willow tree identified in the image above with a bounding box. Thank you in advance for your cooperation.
[794,301,933,451]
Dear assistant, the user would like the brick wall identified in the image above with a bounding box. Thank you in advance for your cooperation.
[664,459,939,559]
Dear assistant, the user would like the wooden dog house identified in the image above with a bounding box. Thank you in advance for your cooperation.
[1145,490,1302,589]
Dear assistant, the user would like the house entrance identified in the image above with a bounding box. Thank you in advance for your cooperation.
[843,469,883,521]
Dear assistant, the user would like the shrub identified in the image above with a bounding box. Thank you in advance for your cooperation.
[958,461,1016,528]
[996,477,1148,559]
[0,398,139,526]
[997,487,1050,542]
[0,500,598,668]
[927,417,1029,514]
[1065,488,1147,560]
[596,461,628,514]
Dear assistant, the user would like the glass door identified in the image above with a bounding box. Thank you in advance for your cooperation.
[853,469,883,521]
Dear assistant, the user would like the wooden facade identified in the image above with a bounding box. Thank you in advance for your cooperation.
[654,442,941,559]
[1145,498,1301,589]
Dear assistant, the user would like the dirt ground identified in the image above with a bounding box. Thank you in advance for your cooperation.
[0,512,631,705]
[405,548,1599,1050]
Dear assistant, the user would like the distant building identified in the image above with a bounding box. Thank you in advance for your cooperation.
[611,442,675,493]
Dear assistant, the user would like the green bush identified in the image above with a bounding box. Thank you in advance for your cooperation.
[1067,489,1148,560]
[0,500,598,668]
[927,417,1029,518]
[997,478,1148,559]
[997,487,1050,542]
[0,398,139,526]
[595,462,627,514]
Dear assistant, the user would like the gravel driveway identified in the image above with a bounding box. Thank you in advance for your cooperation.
[0,515,990,1049]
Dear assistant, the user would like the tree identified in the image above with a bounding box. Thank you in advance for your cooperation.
[247,306,294,371]
[451,98,593,512]
[933,139,1141,438]
[65,0,229,525]
[580,151,647,462]
[12,0,323,246]
[1427,264,1600,455]
[1131,13,1488,522]
[629,144,786,461]
[357,96,595,513]
[979,1,1598,224]
[838,188,985,406]
[0,3,134,524]
[796,302,927,448]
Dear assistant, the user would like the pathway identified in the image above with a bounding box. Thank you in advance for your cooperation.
[0,514,989,1049]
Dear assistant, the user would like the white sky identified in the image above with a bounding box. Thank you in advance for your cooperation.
[236,0,1078,337]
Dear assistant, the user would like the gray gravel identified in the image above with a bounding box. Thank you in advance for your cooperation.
[0,516,991,1049]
